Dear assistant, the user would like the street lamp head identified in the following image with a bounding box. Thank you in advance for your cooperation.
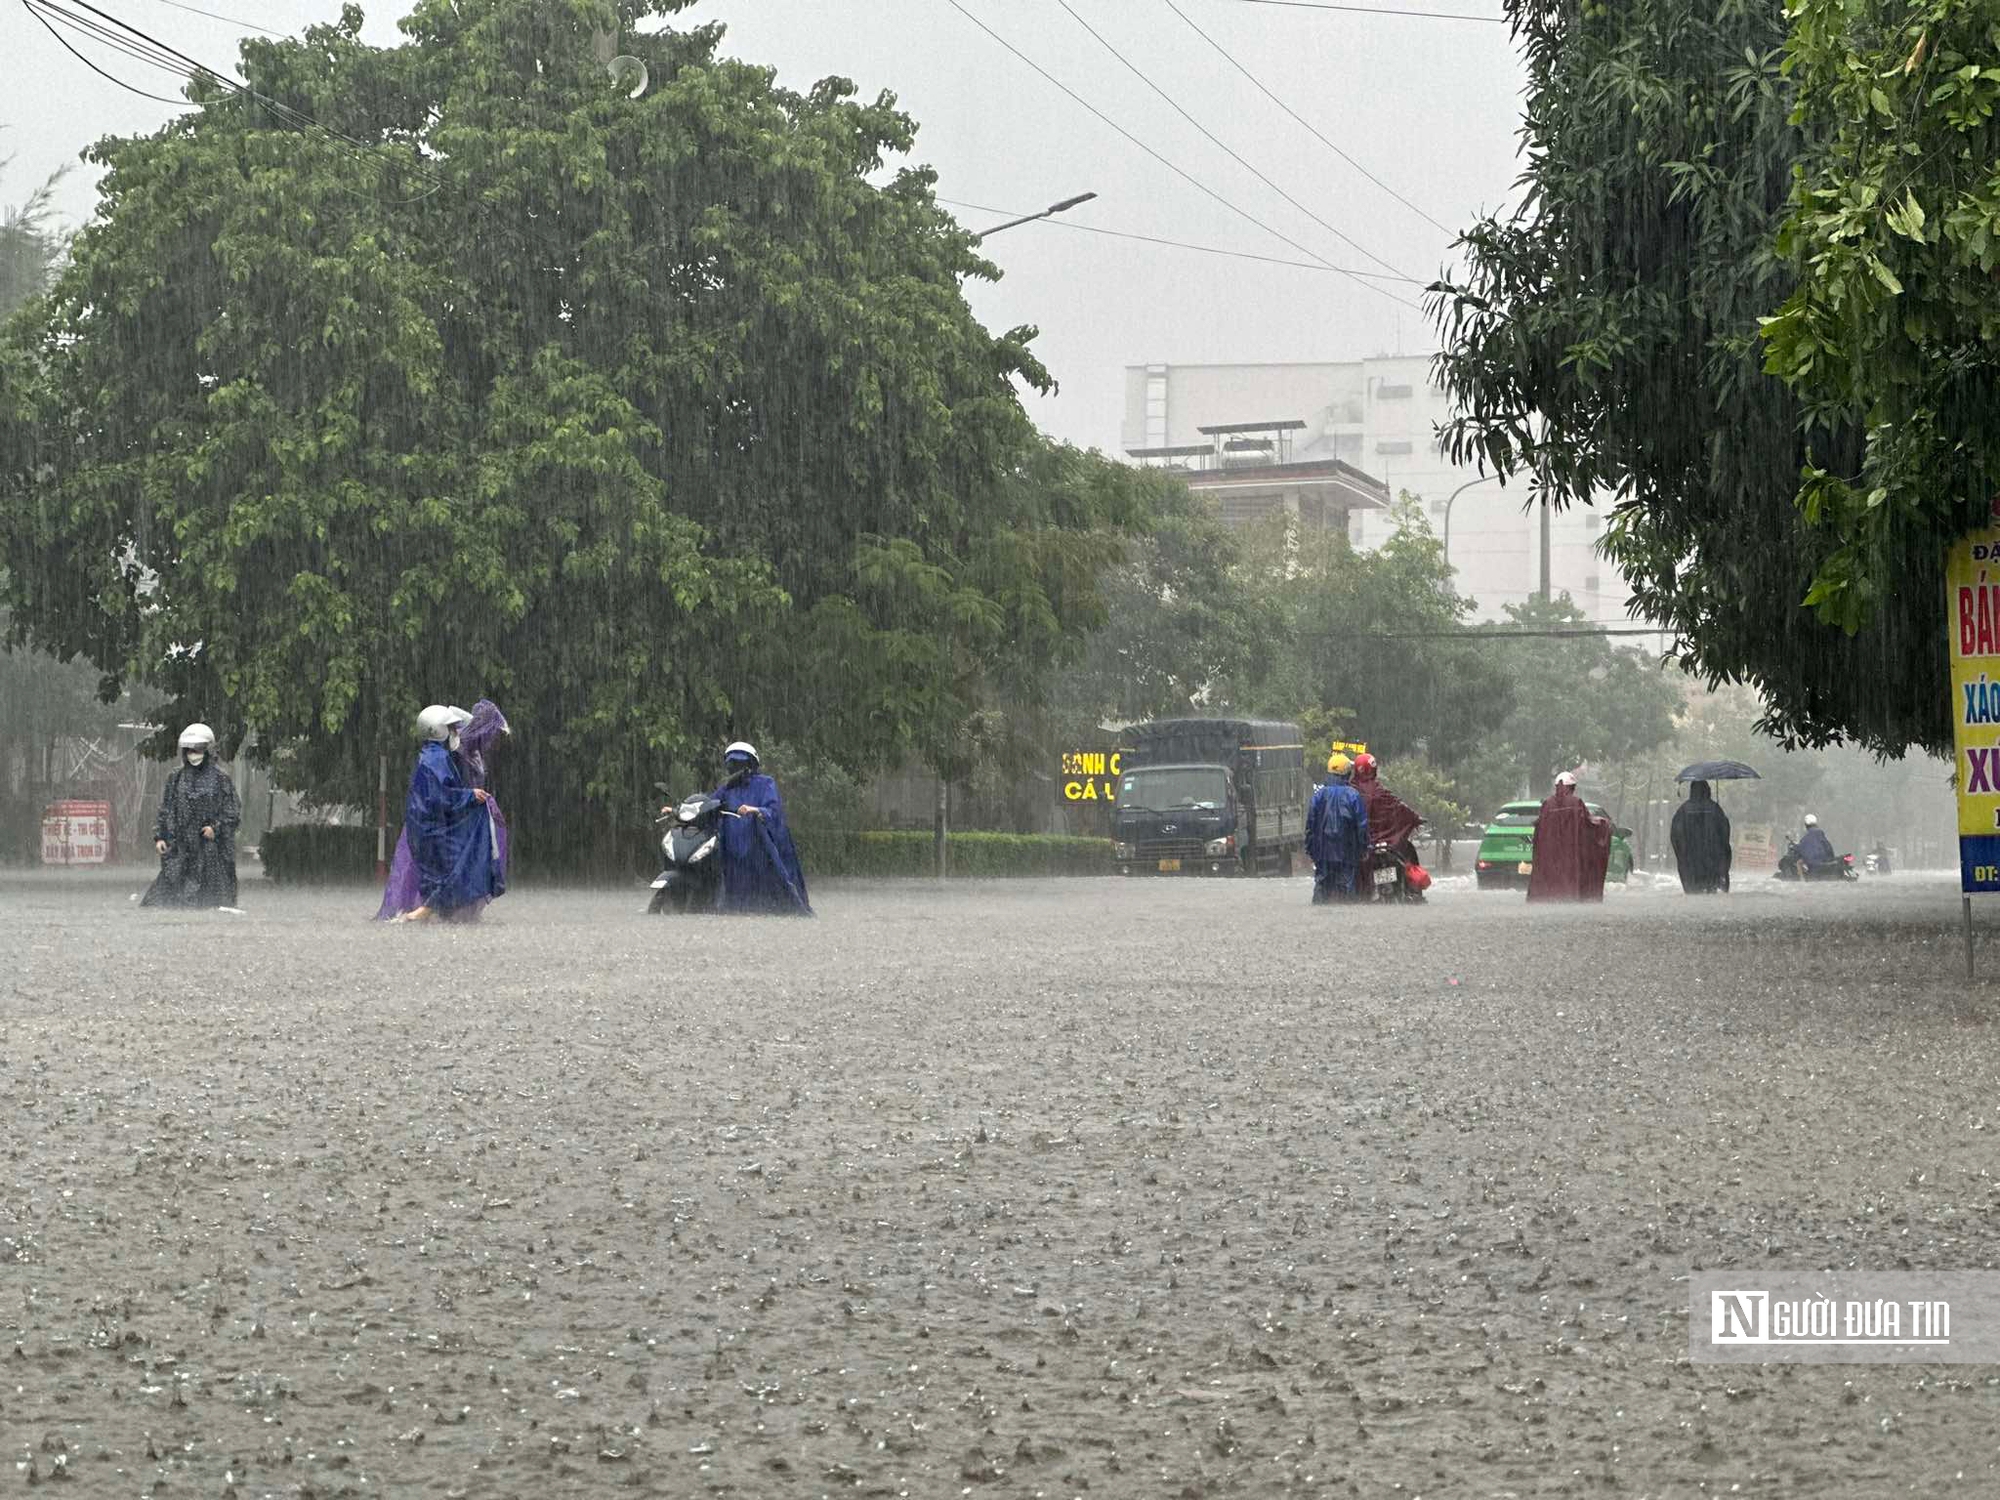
[969,191,1098,242]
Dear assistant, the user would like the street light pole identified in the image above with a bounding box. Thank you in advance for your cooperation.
[1440,474,1502,574]
[971,192,1097,241]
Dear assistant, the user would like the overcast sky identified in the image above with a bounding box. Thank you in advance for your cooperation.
[3,0,1524,451]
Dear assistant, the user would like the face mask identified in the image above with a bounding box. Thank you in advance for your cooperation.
[185,751,206,766]
[447,731,462,752]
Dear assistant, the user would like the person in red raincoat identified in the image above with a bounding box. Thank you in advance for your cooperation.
[1527,772,1612,902]
[1353,753,1422,864]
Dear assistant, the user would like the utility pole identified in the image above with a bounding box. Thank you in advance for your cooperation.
[1539,499,1552,603]
[934,774,949,881]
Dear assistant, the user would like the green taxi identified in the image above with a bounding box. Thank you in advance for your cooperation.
[1475,801,1635,890]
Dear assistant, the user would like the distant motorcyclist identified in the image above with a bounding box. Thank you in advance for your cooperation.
[711,742,811,915]
[1872,840,1892,876]
[1352,752,1422,871]
[1792,814,1837,872]
[1306,752,1368,904]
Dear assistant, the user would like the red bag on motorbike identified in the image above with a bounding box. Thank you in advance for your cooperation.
[1404,861,1433,893]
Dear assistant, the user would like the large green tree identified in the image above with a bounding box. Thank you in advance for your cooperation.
[1486,594,1680,795]
[1,162,136,857]
[1760,0,2000,629]
[1044,467,1277,741]
[1431,0,1950,758]
[1238,501,1515,767]
[0,0,1124,865]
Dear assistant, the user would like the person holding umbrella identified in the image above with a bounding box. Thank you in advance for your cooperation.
[1670,760,1756,894]
[1671,781,1732,894]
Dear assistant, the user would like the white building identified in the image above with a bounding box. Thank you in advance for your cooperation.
[1122,356,1629,624]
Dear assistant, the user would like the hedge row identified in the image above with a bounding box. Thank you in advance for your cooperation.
[259,824,377,884]
[258,822,1112,884]
[803,831,1111,878]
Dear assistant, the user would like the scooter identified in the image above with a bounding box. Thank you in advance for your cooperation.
[1775,844,1859,883]
[1362,838,1430,903]
[646,791,737,914]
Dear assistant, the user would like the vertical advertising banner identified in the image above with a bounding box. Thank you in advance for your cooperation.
[1948,522,2000,891]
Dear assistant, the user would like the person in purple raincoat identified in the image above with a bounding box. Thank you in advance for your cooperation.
[377,700,509,922]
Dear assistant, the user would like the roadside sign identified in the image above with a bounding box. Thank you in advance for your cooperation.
[1059,749,1120,803]
[1948,521,2000,892]
[41,800,111,865]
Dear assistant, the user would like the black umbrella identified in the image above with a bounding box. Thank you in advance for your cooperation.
[1676,760,1761,783]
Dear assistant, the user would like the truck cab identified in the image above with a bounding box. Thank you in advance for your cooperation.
[1110,719,1305,876]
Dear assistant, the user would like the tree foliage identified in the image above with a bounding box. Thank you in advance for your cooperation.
[0,0,1131,864]
[1431,0,1949,759]
[1761,0,2000,630]
[1486,595,1682,794]
[1044,469,1277,739]
[1236,500,1515,765]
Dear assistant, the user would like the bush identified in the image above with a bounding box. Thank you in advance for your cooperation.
[802,830,1111,879]
[260,823,378,884]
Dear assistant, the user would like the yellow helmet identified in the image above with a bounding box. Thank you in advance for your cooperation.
[1327,751,1353,777]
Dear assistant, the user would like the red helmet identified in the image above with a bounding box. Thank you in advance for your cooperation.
[1353,752,1379,781]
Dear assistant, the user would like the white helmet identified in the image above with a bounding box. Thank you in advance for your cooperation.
[1555,771,1578,788]
[723,740,760,768]
[415,704,470,742]
[1804,813,1819,827]
[178,723,216,751]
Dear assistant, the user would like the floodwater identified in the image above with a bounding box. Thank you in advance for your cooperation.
[4,869,1998,1497]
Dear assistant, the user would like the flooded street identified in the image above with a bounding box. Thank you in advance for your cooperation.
[5,872,1998,1496]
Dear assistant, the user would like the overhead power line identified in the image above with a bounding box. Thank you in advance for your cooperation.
[1051,0,1413,282]
[1161,0,1451,235]
[138,0,287,37]
[22,1,193,103]
[935,196,1421,281]
[942,0,1418,311]
[1217,0,1507,21]
[27,0,449,203]
[1339,626,1674,640]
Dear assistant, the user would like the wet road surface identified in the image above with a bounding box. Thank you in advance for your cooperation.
[4,869,1997,1497]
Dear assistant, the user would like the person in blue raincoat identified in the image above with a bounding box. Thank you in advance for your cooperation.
[1306,751,1369,904]
[1793,813,1837,871]
[712,741,811,915]
[396,704,502,923]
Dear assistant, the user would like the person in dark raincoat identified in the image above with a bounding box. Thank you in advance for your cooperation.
[378,699,509,921]
[712,741,811,914]
[395,704,502,923]
[1670,780,1732,894]
[142,722,241,908]
[1306,752,1369,903]
[1527,772,1611,903]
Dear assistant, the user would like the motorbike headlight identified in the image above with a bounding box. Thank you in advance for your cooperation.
[690,837,717,864]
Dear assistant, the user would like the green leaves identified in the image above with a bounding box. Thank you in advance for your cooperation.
[0,0,1115,865]
[1432,0,1968,760]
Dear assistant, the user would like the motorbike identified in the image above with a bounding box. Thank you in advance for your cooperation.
[1775,844,1859,883]
[1866,851,1893,876]
[1362,838,1429,903]
[646,790,737,914]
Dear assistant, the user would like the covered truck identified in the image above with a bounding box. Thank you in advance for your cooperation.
[1110,718,1307,876]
